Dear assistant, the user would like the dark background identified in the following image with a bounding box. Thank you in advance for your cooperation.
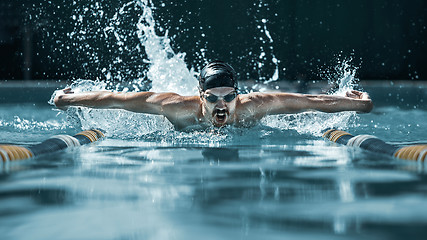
[0,0,426,83]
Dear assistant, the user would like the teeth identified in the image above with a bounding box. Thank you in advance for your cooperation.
[215,108,227,120]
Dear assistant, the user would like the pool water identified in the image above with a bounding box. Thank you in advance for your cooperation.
[1,84,427,240]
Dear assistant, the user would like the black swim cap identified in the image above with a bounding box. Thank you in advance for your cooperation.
[198,61,237,91]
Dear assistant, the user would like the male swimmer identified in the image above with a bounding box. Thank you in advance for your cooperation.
[54,61,373,130]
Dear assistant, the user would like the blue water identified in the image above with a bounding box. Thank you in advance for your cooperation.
[1,0,427,238]
[1,85,427,240]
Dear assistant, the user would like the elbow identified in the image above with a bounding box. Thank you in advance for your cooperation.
[367,101,374,113]
[364,100,374,113]
[358,100,374,113]
[365,102,374,113]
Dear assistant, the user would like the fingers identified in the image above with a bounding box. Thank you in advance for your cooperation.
[346,91,357,98]
[63,88,74,94]
[360,92,371,100]
[351,90,362,95]
[353,90,370,100]
[346,90,370,100]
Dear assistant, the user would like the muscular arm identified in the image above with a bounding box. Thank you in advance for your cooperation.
[54,89,194,115]
[241,90,373,117]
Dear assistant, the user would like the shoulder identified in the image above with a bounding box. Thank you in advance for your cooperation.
[161,95,203,127]
[237,92,267,104]
[237,92,289,105]
[161,94,201,107]
[129,92,200,105]
[235,93,273,119]
[160,94,202,115]
[235,92,304,117]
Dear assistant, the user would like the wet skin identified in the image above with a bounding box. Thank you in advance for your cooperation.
[200,87,238,127]
[54,87,373,129]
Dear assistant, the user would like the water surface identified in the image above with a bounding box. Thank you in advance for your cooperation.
[1,97,427,240]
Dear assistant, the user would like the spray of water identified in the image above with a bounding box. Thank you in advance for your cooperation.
[134,0,198,95]
[248,0,280,93]
[46,0,360,140]
[0,116,69,131]
[321,53,360,96]
[263,58,360,137]
[46,0,198,138]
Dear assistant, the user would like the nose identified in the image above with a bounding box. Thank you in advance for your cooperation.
[216,99,226,108]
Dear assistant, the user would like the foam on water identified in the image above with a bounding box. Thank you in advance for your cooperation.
[46,0,359,139]
[264,58,360,137]
[263,112,356,137]
[0,117,68,131]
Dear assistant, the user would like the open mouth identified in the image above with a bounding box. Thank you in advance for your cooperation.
[214,108,228,124]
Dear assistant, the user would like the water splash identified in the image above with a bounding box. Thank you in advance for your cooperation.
[264,57,361,136]
[0,116,70,131]
[323,54,360,96]
[66,107,173,139]
[263,112,357,137]
[249,0,281,92]
[333,60,358,96]
[46,1,360,139]
[50,82,174,138]
[259,17,279,84]
[48,0,197,136]
[134,0,197,95]
[132,124,307,146]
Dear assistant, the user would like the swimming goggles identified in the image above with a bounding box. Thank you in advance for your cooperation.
[203,91,237,103]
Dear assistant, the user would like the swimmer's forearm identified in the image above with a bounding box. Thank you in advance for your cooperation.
[55,91,123,109]
[54,91,183,115]
[304,94,373,113]
[263,92,373,114]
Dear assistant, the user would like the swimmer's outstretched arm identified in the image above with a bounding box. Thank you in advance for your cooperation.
[54,88,198,115]
[244,90,373,116]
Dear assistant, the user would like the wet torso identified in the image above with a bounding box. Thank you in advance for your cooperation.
[161,94,266,130]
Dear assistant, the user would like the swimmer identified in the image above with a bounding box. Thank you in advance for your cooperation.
[54,61,373,130]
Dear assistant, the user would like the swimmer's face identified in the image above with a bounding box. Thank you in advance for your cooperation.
[201,87,238,127]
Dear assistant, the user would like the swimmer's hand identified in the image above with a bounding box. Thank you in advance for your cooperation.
[345,90,373,113]
[346,90,369,100]
[54,88,74,110]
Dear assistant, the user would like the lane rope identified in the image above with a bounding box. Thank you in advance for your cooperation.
[323,129,427,162]
[0,129,105,162]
